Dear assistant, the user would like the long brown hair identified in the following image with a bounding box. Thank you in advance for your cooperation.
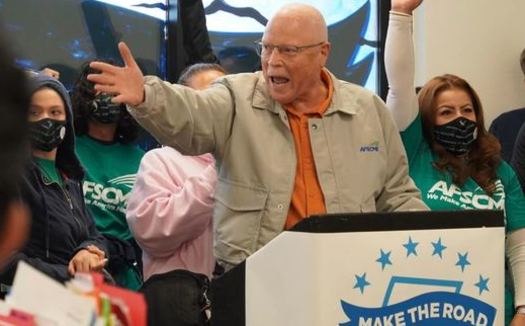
[418,74,501,194]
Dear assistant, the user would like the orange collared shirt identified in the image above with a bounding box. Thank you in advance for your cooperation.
[284,70,334,230]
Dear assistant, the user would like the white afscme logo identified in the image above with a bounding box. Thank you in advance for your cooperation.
[108,174,137,189]
[426,180,505,210]
[83,174,137,209]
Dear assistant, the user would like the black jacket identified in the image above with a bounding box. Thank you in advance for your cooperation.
[488,107,525,163]
[0,75,107,285]
[511,121,525,192]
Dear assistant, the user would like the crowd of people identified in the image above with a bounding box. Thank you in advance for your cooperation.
[0,1,524,325]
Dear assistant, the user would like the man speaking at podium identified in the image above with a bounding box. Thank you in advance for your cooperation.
[88,3,428,271]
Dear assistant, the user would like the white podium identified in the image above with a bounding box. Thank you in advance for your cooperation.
[212,210,505,326]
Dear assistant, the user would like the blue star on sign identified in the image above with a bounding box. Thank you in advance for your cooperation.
[474,275,490,295]
[403,236,419,257]
[376,249,392,270]
[455,252,471,272]
[353,273,371,294]
[431,238,447,258]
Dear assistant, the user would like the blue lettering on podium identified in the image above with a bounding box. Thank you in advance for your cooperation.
[339,292,495,326]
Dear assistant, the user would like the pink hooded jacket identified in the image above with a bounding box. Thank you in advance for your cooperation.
[126,147,216,280]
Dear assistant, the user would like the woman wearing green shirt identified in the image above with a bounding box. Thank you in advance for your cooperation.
[385,0,525,325]
[71,61,144,290]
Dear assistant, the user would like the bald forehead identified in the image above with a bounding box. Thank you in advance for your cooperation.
[265,3,328,42]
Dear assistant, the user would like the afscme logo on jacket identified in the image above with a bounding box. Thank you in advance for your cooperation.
[83,174,137,214]
[360,141,380,152]
[426,180,505,210]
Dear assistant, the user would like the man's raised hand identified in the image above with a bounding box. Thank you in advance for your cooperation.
[87,42,145,106]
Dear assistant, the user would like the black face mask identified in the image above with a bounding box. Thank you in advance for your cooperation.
[29,118,66,152]
[90,94,123,124]
[433,117,477,155]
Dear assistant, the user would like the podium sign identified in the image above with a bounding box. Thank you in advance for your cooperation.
[213,210,505,326]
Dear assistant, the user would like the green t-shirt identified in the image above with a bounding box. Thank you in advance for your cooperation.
[76,135,144,240]
[76,135,145,290]
[401,115,525,324]
[34,157,63,186]
[401,115,525,231]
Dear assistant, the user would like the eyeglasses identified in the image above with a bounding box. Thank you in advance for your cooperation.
[254,41,325,58]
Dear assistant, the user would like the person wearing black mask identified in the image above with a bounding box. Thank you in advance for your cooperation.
[71,61,144,290]
[385,1,525,325]
[0,74,108,290]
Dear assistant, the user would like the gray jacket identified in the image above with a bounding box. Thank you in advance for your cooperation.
[129,70,428,267]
